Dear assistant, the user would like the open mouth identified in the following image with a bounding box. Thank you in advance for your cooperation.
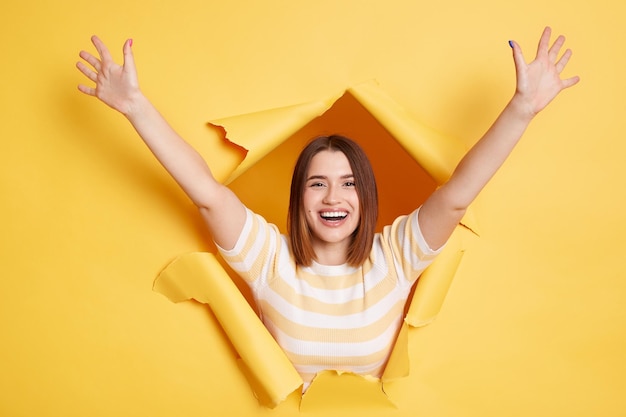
[319,211,348,222]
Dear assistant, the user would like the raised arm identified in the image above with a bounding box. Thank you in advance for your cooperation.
[76,36,246,249]
[418,26,580,249]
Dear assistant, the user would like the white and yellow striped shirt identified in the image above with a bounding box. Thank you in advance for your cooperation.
[218,207,442,387]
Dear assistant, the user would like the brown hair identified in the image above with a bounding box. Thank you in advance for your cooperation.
[287,135,378,266]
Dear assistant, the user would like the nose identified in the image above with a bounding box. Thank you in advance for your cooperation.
[322,184,340,204]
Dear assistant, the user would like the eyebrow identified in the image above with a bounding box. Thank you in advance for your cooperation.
[306,174,354,181]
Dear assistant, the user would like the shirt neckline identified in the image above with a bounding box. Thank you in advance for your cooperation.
[304,260,360,277]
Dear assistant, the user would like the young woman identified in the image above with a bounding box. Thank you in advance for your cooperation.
[76,27,579,387]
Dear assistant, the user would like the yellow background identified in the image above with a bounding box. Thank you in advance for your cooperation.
[1,0,625,416]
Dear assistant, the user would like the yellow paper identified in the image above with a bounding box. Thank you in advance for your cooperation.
[300,371,396,411]
[348,81,461,184]
[380,323,411,382]
[4,3,614,416]
[153,252,303,408]
[381,227,466,382]
[210,97,340,184]
[406,228,466,328]
[348,80,480,234]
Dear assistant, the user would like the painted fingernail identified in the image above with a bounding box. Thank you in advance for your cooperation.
[508,40,514,48]
[129,39,133,47]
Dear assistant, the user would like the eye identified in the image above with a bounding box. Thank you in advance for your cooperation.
[309,182,326,188]
[343,181,356,187]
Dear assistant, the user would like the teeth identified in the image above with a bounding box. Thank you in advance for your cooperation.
[320,211,347,219]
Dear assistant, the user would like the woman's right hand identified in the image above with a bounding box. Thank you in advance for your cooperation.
[77,36,140,116]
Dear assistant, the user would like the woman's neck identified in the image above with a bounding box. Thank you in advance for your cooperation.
[312,241,350,266]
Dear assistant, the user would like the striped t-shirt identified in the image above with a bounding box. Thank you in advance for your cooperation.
[218,206,442,387]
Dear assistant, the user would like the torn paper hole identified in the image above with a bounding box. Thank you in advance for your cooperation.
[154,80,475,408]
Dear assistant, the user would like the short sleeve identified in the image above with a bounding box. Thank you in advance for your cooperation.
[216,208,284,288]
[379,206,445,285]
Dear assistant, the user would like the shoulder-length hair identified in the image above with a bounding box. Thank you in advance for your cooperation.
[287,135,378,266]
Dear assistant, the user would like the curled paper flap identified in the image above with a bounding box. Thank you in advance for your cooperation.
[209,97,340,184]
[348,80,480,235]
[153,252,303,408]
[348,80,463,184]
[406,228,465,327]
[380,323,411,382]
[381,227,466,382]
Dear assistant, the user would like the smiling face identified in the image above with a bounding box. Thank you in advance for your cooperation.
[303,150,361,259]
[288,135,378,267]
